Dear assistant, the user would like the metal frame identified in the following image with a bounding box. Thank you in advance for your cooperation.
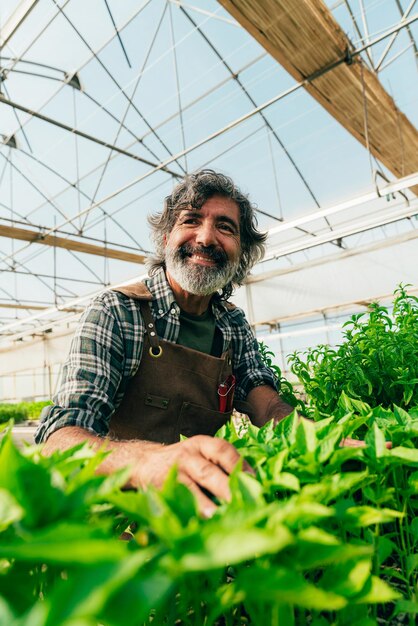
[0,0,417,352]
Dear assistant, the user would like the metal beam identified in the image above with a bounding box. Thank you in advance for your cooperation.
[267,170,418,238]
[265,200,418,262]
[0,224,147,264]
[2,15,415,270]
[375,0,416,71]
[248,229,418,286]
[0,0,39,48]
[0,94,181,177]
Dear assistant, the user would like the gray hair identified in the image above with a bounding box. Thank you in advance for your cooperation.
[147,169,266,299]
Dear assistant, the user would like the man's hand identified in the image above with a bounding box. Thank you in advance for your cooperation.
[42,427,242,517]
[133,435,242,517]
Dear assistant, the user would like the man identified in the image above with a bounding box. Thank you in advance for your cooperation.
[36,170,293,516]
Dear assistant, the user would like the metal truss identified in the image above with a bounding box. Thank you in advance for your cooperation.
[0,0,417,346]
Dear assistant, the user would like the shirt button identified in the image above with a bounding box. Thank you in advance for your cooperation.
[170,308,177,315]
[158,309,163,315]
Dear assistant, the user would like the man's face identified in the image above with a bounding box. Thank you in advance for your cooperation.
[164,195,241,296]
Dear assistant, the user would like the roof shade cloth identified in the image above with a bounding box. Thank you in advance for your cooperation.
[218,0,418,194]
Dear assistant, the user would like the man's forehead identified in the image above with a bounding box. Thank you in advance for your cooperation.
[177,197,239,220]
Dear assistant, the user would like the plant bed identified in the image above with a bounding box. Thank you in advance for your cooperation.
[0,401,52,425]
[0,286,416,625]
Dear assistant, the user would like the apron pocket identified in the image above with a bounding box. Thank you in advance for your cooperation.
[177,401,232,439]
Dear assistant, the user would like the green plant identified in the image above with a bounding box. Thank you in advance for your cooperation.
[0,401,52,424]
[1,402,417,625]
[258,341,302,411]
[289,285,418,417]
[1,285,417,625]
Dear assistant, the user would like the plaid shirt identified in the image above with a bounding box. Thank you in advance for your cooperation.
[35,268,277,443]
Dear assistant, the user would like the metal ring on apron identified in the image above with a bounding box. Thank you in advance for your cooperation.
[149,345,163,358]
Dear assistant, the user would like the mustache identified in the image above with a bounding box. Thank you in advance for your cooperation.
[176,243,228,266]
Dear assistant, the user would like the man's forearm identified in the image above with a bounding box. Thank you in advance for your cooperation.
[42,426,161,489]
[41,425,245,517]
[246,385,293,427]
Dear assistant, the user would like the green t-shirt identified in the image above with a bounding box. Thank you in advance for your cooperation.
[177,306,222,356]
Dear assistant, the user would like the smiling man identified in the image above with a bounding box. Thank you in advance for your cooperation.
[36,170,293,516]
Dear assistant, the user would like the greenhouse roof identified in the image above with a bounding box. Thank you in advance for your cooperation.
[0,0,417,347]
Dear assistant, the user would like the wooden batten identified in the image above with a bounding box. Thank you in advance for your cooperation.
[218,0,418,194]
[0,224,147,265]
[0,302,81,312]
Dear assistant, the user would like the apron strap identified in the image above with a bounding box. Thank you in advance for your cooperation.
[139,301,162,357]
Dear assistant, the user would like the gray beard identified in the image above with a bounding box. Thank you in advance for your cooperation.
[165,247,239,296]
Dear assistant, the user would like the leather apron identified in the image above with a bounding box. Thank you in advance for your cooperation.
[108,283,237,444]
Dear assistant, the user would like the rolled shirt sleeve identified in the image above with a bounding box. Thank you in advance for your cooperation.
[35,293,133,443]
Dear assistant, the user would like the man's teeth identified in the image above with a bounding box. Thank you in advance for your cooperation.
[192,254,213,261]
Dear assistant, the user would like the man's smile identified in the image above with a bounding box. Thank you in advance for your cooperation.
[179,244,227,268]
[188,253,217,266]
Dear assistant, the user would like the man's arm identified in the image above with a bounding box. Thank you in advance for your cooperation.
[227,309,293,426]
[43,426,243,518]
[35,292,130,444]
[245,386,390,449]
[246,384,293,427]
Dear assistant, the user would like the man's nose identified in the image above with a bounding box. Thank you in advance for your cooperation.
[195,222,217,247]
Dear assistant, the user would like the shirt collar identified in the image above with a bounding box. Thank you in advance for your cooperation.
[145,268,178,319]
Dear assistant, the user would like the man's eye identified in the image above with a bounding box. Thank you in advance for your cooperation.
[219,223,235,233]
[182,218,198,225]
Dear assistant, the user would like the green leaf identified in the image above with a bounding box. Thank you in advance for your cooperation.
[272,499,334,529]
[175,523,294,571]
[354,575,401,604]
[321,559,371,597]
[294,527,372,569]
[265,449,288,478]
[0,435,65,528]
[295,417,317,454]
[377,536,396,565]
[101,570,173,626]
[236,565,347,610]
[0,596,16,625]
[0,489,23,532]
[106,490,150,520]
[257,418,276,443]
[406,553,418,577]
[393,599,418,616]
[274,410,299,446]
[388,446,418,465]
[269,472,300,493]
[343,505,403,527]
[160,466,198,524]
[338,392,371,416]
[316,424,343,463]
[0,522,128,564]
[229,470,264,508]
[326,446,365,472]
[306,471,371,504]
[42,549,170,626]
[215,418,243,442]
[393,404,411,425]
[411,517,418,546]
[364,422,387,463]
[94,466,131,498]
